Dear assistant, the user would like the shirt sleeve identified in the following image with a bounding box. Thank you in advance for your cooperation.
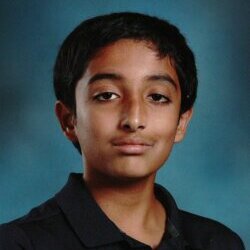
[210,231,246,250]
[226,232,245,250]
[0,223,33,250]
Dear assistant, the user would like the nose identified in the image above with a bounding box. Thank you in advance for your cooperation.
[119,96,146,132]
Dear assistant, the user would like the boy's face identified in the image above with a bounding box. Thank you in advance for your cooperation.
[56,39,192,183]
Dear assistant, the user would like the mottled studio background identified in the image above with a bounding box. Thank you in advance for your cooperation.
[0,0,249,248]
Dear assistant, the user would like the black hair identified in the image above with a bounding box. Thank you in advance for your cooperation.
[53,12,198,153]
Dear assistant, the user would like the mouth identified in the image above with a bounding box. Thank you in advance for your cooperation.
[111,137,153,155]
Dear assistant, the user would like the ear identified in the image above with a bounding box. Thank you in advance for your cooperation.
[55,101,78,142]
[174,108,193,143]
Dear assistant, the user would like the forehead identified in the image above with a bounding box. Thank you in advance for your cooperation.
[82,39,180,89]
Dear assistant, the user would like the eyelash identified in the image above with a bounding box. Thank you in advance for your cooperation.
[93,92,171,104]
[148,93,171,104]
[93,92,119,101]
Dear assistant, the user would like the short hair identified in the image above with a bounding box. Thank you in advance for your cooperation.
[53,12,198,153]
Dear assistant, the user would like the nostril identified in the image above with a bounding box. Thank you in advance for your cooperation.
[138,125,145,129]
[123,124,131,130]
[121,122,145,132]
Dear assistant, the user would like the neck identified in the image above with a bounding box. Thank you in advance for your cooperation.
[83,171,166,248]
[85,172,156,212]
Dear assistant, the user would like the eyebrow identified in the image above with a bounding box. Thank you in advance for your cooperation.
[146,74,177,89]
[87,72,177,89]
[88,73,122,85]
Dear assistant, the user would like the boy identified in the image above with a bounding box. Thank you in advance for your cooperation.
[0,12,244,250]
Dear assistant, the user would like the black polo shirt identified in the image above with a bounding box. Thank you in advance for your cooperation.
[0,173,245,250]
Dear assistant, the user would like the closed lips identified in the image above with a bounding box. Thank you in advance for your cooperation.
[111,138,153,146]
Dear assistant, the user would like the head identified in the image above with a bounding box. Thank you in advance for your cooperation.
[53,12,197,155]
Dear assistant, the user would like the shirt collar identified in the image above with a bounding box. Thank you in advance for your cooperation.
[154,183,182,238]
[55,173,185,248]
[55,173,123,247]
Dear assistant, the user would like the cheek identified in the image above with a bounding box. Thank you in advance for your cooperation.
[77,109,117,143]
[151,109,179,138]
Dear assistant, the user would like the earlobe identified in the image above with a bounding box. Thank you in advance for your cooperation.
[174,108,193,143]
[55,101,78,142]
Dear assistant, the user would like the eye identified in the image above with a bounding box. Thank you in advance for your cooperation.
[148,93,170,103]
[94,92,119,101]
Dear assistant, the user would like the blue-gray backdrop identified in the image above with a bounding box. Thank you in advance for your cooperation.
[0,0,249,248]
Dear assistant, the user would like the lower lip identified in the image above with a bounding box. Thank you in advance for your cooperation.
[113,144,151,155]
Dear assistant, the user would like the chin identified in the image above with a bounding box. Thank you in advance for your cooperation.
[85,154,165,183]
[106,160,159,181]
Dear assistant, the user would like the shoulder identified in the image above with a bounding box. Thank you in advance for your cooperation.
[179,210,245,250]
[0,222,36,250]
[0,198,61,250]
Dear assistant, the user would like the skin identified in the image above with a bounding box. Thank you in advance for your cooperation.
[56,39,193,248]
